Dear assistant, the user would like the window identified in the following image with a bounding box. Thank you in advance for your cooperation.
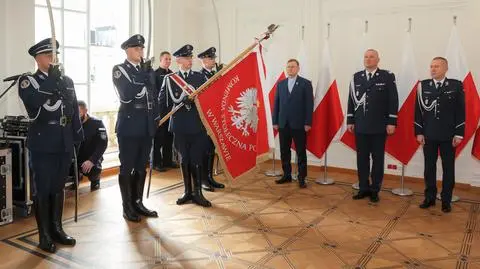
[35,0,131,162]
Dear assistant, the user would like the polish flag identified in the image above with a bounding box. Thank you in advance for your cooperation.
[385,33,420,165]
[445,26,480,157]
[255,44,275,158]
[306,40,344,158]
[264,42,287,138]
[472,127,480,160]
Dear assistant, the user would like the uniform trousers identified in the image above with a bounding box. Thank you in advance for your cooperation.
[355,133,386,194]
[423,139,455,202]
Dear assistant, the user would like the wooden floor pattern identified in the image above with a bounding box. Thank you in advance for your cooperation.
[1,164,480,269]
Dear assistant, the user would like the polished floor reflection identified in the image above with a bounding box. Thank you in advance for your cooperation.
[1,164,480,269]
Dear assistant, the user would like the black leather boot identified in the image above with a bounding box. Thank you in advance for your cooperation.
[201,156,215,192]
[177,163,193,205]
[118,174,141,222]
[206,153,225,189]
[34,196,56,253]
[133,171,158,217]
[192,165,212,207]
[50,193,76,245]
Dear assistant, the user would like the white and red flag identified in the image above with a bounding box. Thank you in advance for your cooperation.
[306,41,343,158]
[385,33,420,165]
[445,26,480,157]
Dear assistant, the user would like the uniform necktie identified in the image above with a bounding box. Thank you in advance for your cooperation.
[183,72,188,79]
[368,72,373,81]
[436,82,442,89]
[135,65,140,71]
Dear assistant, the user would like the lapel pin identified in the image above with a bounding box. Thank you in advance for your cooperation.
[429,81,433,86]
[445,81,449,86]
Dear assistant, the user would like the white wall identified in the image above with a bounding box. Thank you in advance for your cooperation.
[0,0,35,117]
[152,0,480,185]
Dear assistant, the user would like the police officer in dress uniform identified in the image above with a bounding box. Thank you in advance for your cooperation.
[197,47,225,192]
[18,38,84,253]
[159,44,212,207]
[347,49,399,203]
[77,100,108,191]
[415,57,465,213]
[112,34,158,222]
[153,51,177,171]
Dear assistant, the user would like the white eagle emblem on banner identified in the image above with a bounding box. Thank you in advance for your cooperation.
[228,88,258,136]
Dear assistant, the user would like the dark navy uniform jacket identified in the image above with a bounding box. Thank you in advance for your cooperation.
[200,67,215,79]
[347,69,399,134]
[272,76,314,130]
[78,116,108,165]
[18,70,84,153]
[414,78,465,141]
[112,60,158,137]
[158,70,207,134]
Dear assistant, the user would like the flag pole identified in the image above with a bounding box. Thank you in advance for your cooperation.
[157,24,280,127]
[264,151,282,177]
[391,18,414,197]
[352,20,369,191]
[315,23,335,185]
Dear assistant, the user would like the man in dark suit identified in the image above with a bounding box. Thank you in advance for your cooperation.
[197,47,225,192]
[18,38,84,253]
[112,34,158,222]
[415,57,465,213]
[153,51,177,172]
[158,44,212,207]
[272,59,314,188]
[347,49,399,203]
[76,100,108,191]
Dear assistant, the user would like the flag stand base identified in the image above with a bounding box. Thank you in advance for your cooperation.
[265,151,282,177]
[316,177,335,185]
[392,188,413,196]
[391,165,413,196]
[316,156,335,185]
[436,194,460,203]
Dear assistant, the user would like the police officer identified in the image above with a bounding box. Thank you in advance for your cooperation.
[347,49,398,203]
[77,100,108,191]
[112,34,158,222]
[415,57,465,213]
[153,51,176,171]
[18,38,84,253]
[197,47,225,192]
[159,44,211,207]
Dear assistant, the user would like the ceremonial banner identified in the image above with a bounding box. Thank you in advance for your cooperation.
[196,52,265,181]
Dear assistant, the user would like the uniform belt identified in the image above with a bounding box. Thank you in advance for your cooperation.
[46,117,72,126]
[134,103,153,110]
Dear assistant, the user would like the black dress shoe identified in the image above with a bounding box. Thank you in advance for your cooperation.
[90,181,100,191]
[369,192,380,203]
[352,191,370,200]
[419,199,436,209]
[166,162,179,169]
[298,179,307,188]
[275,175,292,184]
[153,166,167,172]
[442,203,452,213]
